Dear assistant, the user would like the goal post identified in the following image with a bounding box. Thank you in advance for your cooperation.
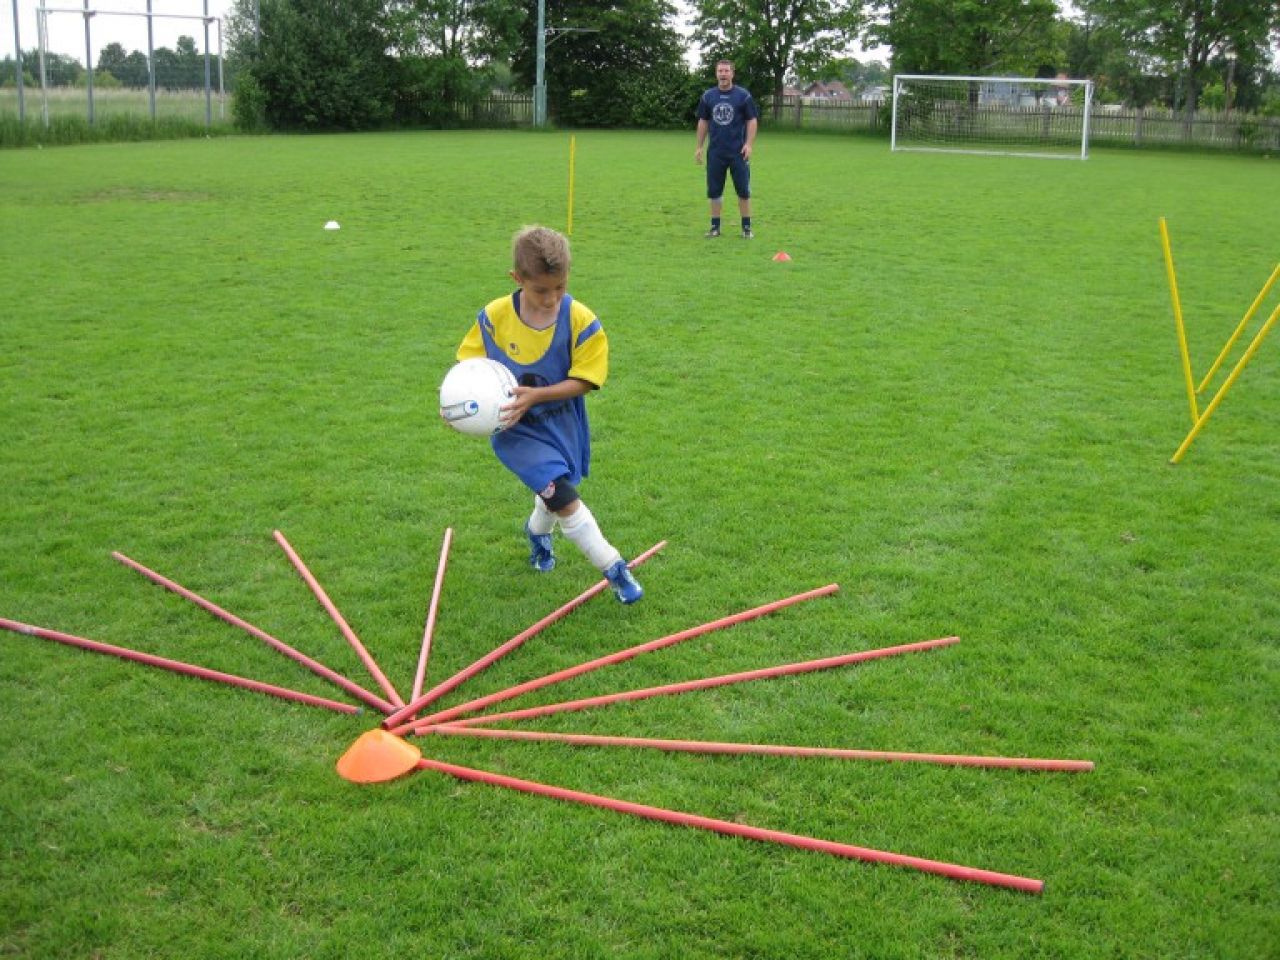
[891,74,1094,160]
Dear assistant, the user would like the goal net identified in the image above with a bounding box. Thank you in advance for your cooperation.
[891,74,1094,159]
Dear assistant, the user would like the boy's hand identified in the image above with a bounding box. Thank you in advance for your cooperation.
[499,385,539,428]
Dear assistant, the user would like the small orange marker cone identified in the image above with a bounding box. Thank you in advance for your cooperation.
[772,251,792,262]
[336,728,423,783]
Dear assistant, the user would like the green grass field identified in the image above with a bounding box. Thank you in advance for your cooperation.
[1,130,1277,959]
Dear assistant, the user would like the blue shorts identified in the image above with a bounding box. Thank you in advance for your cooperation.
[706,151,750,200]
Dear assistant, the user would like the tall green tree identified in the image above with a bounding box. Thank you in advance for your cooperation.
[511,0,690,127]
[385,0,525,123]
[1064,13,1170,106]
[21,50,83,86]
[387,0,524,61]
[96,42,154,88]
[870,0,1060,76]
[692,0,866,113]
[240,0,396,130]
[1078,0,1280,114]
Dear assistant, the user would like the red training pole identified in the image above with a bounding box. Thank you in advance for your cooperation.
[398,636,959,736]
[383,540,666,727]
[0,616,359,714]
[273,529,405,708]
[112,551,396,715]
[411,755,1043,893]
[431,725,1095,773]
[411,583,840,727]
[409,527,453,709]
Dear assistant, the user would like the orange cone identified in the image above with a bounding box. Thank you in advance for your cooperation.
[336,729,423,783]
[772,251,792,262]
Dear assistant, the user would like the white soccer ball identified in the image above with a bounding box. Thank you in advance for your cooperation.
[439,357,518,436]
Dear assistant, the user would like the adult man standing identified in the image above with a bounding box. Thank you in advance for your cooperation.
[694,59,759,239]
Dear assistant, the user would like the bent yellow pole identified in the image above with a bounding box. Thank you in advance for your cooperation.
[1159,218,1199,424]
[1171,301,1280,464]
[1196,263,1280,395]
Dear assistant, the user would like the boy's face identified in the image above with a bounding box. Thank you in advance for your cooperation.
[511,268,567,326]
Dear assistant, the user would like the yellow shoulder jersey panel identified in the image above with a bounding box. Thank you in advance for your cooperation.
[566,298,608,389]
[457,294,609,389]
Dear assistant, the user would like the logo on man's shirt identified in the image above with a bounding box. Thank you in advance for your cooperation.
[712,102,735,125]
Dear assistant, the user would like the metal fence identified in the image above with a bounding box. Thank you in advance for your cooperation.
[761,95,887,134]
[401,92,532,127]
[757,95,1280,152]
[5,82,1277,151]
[1087,105,1280,151]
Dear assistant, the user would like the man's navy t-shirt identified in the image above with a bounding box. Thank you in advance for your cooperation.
[697,85,759,157]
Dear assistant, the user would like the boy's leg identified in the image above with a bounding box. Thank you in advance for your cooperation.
[557,500,643,604]
[525,495,557,572]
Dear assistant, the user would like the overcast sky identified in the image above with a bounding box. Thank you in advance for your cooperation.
[4,0,235,62]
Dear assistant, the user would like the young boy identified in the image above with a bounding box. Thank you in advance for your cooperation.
[454,225,643,604]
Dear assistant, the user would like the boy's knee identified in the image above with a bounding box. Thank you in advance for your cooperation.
[538,477,580,512]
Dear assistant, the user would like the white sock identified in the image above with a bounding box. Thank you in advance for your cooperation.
[528,496,557,536]
[559,502,622,572]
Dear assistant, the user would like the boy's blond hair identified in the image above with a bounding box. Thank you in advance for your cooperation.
[513,225,571,279]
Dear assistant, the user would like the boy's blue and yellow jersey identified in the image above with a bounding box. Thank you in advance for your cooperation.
[456,291,607,492]
[457,291,608,387]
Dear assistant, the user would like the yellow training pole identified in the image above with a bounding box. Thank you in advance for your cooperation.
[1171,300,1280,464]
[1159,218,1200,424]
[1196,263,1280,395]
[567,134,576,237]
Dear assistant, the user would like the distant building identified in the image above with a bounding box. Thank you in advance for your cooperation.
[802,81,853,101]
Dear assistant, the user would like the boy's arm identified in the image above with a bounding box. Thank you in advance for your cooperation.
[502,378,592,427]
[456,322,485,361]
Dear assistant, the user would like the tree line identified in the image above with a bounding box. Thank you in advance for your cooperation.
[5,1,1277,130]
[2,37,223,91]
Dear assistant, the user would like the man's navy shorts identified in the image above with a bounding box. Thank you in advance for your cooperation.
[706,151,751,200]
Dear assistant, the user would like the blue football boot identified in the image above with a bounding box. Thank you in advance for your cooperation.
[604,559,643,604]
[525,523,555,572]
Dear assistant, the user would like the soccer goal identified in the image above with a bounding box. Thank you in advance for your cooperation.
[891,74,1094,160]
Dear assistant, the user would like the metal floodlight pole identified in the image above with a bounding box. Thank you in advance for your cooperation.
[534,0,546,126]
[11,0,23,123]
[202,0,211,127]
[216,16,224,119]
[146,0,154,119]
[0,616,360,715]
[81,0,93,125]
[36,6,48,127]
[412,583,841,728]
